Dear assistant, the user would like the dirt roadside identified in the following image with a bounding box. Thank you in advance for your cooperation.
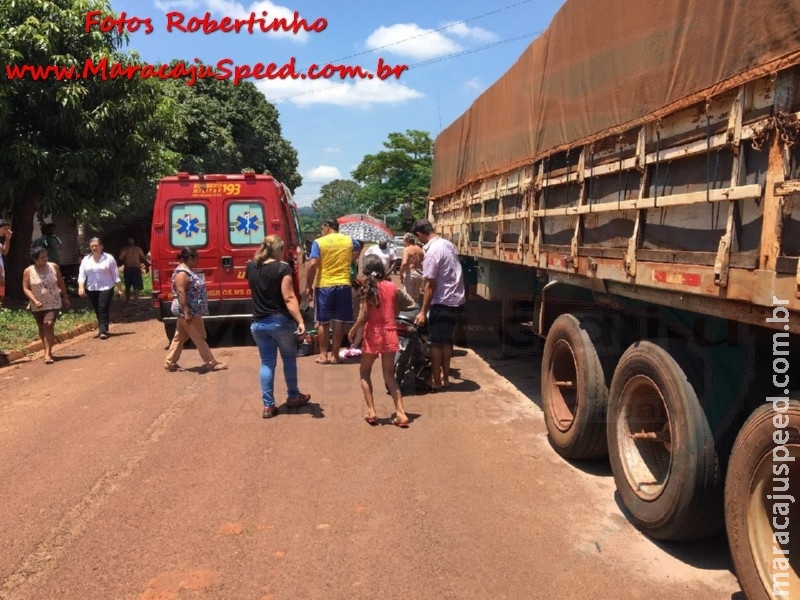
[0,307,743,599]
[0,295,152,366]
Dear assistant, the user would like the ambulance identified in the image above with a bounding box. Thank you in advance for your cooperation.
[149,172,304,341]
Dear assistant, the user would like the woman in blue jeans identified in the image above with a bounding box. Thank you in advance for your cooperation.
[247,235,310,419]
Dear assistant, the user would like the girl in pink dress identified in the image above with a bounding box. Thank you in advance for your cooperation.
[348,255,409,427]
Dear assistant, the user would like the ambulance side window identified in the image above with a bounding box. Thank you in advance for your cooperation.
[289,204,302,245]
[170,203,208,247]
[228,201,265,246]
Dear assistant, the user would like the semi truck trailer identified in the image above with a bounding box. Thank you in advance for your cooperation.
[428,1,799,597]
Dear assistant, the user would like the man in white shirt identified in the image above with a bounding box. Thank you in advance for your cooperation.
[363,241,395,275]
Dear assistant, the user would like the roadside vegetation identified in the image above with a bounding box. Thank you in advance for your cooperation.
[0,274,153,355]
[0,305,95,354]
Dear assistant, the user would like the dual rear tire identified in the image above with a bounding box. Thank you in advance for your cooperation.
[542,315,725,540]
[541,313,613,459]
[725,399,800,599]
[606,341,724,540]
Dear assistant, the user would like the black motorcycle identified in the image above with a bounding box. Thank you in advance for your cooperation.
[394,308,431,392]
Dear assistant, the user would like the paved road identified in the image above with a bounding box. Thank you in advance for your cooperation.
[0,311,741,599]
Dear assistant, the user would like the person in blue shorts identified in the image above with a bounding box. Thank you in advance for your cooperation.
[305,218,362,364]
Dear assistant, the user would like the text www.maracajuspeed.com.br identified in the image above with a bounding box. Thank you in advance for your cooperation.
[5,56,408,86]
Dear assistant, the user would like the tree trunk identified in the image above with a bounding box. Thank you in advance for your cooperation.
[53,213,81,265]
[6,196,38,300]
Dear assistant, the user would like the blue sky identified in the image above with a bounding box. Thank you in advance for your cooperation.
[108,0,565,207]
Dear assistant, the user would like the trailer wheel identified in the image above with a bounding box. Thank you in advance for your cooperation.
[607,341,723,540]
[725,399,799,600]
[541,313,612,459]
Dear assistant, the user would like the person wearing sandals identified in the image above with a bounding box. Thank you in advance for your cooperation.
[22,247,70,364]
[348,255,412,428]
[164,247,227,373]
[246,235,310,419]
[411,218,466,392]
[305,218,362,364]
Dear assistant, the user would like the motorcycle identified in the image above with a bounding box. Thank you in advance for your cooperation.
[394,307,431,392]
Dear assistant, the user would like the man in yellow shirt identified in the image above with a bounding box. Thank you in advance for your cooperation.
[305,218,362,364]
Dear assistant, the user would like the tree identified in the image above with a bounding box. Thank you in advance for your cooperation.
[311,179,365,220]
[351,129,433,220]
[164,73,302,191]
[0,0,180,298]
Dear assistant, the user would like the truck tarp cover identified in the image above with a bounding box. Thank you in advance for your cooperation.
[429,0,800,200]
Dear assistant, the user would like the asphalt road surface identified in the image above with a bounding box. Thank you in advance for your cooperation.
[0,310,742,599]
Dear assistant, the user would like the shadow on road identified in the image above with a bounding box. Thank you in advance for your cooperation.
[465,336,739,582]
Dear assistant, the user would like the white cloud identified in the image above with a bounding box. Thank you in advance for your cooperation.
[365,24,461,60]
[443,21,497,42]
[463,77,483,92]
[257,77,424,108]
[323,147,341,153]
[153,0,319,42]
[307,166,341,182]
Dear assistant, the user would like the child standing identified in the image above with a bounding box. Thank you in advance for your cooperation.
[348,255,410,427]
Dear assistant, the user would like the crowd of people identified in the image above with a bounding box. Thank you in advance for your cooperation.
[297,217,465,425]
[0,220,151,361]
[157,216,465,427]
[4,216,467,428]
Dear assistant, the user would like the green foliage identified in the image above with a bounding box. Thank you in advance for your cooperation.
[0,0,181,296]
[351,129,433,220]
[311,179,365,220]
[0,306,95,353]
[299,213,322,237]
[164,73,302,190]
[0,0,179,215]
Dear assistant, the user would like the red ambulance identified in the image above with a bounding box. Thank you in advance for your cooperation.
[149,172,304,341]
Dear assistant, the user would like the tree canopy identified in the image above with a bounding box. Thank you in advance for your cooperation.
[311,179,365,220]
[351,129,433,220]
[164,72,301,190]
[0,0,179,295]
[91,74,303,243]
[0,0,303,297]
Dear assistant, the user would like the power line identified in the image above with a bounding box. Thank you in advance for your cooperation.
[268,31,538,103]
[326,0,533,64]
[407,31,535,68]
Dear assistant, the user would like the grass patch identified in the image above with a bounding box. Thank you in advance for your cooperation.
[0,272,153,354]
[0,306,97,353]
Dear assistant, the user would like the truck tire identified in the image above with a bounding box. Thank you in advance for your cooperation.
[541,313,612,460]
[725,399,799,600]
[607,341,724,540]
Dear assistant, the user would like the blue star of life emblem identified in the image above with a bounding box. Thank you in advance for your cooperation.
[235,212,260,235]
[176,214,201,238]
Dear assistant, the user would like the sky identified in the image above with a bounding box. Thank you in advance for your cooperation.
[108,0,566,207]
